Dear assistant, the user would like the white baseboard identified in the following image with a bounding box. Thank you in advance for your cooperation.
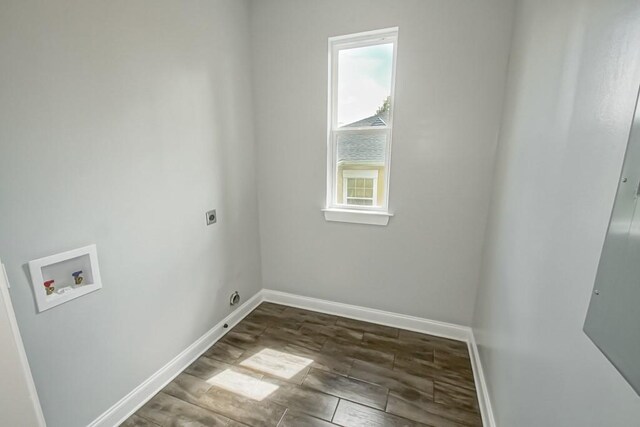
[87,291,263,427]
[262,289,471,342]
[468,330,496,427]
[88,289,495,427]
[262,289,496,427]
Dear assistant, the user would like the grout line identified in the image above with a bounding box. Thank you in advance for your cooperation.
[300,365,312,384]
[383,387,391,413]
[275,408,288,427]
[333,396,388,413]
[330,399,341,422]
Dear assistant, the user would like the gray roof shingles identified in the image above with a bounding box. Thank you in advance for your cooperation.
[337,115,387,164]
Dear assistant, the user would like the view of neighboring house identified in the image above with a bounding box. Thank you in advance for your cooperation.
[336,110,389,207]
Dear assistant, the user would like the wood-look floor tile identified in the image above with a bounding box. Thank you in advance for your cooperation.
[128,304,480,427]
[302,368,388,410]
[119,414,160,426]
[386,390,482,427]
[261,327,328,351]
[165,372,282,426]
[332,399,424,427]
[231,319,268,337]
[362,333,434,360]
[185,356,261,382]
[164,373,213,403]
[393,354,475,390]
[238,347,312,385]
[433,350,474,373]
[335,318,399,338]
[323,338,395,369]
[204,341,246,364]
[434,381,479,413]
[281,343,354,375]
[281,307,338,326]
[196,386,286,426]
[278,411,337,427]
[396,348,435,365]
[263,378,339,420]
[244,311,300,331]
[397,330,469,356]
[348,360,434,398]
[255,302,289,314]
[220,331,261,351]
[136,392,243,427]
[298,322,364,341]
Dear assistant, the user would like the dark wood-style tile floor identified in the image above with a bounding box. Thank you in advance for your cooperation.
[122,303,481,427]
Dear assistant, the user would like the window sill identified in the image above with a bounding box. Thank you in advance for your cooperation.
[322,208,393,226]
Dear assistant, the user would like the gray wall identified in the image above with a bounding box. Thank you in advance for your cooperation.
[0,1,261,426]
[250,0,514,326]
[473,0,640,425]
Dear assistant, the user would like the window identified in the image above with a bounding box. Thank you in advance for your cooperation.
[324,28,398,226]
[344,170,378,206]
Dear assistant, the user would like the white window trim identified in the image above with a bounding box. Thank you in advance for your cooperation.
[343,170,378,206]
[324,27,398,226]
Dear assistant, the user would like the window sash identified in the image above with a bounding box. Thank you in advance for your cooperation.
[329,128,391,209]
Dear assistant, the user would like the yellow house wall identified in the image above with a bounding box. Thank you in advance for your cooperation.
[336,164,386,206]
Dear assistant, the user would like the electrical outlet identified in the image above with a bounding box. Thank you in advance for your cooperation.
[206,209,217,225]
[230,291,240,306]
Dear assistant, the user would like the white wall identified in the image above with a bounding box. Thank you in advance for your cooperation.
[0,1,261,426]
[251,0,514,325]
[473,0,640,425]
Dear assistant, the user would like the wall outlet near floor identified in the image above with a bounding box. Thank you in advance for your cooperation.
[206,209,217,225]
[230,291,240,306]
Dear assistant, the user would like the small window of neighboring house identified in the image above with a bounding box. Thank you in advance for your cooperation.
[344,170,378,206]
[324,28,397,225]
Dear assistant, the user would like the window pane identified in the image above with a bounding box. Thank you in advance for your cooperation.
[337,43,393,128]
[344,176,376,206]
[336,131,386,207]
[336,132,387,167]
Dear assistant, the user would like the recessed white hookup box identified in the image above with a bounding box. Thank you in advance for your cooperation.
[28,244,102,312]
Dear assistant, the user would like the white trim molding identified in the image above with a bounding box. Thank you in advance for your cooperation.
[88,289,495,427]
[326,27,398,217]
[88,291,263,427]
[262,289,469,341]
[0,261,46,427]
[323,208,393,226]
[468,330,497,427]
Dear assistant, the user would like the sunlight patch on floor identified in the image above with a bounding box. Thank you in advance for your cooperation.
[239,348,314,380]
[206,369,279,401]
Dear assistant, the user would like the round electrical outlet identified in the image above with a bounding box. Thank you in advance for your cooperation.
[230,291,240,306]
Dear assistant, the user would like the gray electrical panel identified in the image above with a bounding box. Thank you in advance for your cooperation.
[584,91,640,396]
